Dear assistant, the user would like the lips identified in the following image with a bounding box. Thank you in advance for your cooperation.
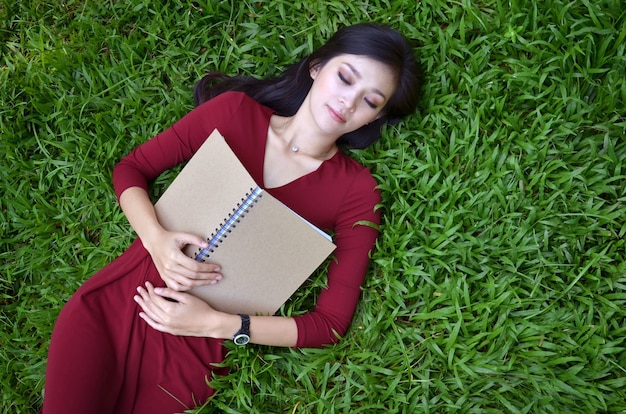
[327,106,346,123]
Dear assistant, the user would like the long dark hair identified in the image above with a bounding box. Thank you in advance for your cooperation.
[194,23,424,148]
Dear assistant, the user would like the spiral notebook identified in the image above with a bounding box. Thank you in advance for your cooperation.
[154,129,336,315]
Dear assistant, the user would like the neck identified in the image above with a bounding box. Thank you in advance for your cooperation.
[287,138,337,160]
[274,116,339,160]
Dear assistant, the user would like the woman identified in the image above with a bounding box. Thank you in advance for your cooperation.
[41,23,423,413]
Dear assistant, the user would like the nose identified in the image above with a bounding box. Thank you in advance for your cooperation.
[340,92,357,112]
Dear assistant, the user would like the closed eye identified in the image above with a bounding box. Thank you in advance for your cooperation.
[338,72,351,85]
[364,98,378,109]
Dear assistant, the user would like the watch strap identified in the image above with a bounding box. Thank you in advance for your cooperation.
[233,314,250,345]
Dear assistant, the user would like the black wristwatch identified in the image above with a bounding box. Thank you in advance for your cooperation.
[233,314,250,345]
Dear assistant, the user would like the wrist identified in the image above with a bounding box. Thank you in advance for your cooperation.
[211,312,242,340]
[232,314,251,345]
[139,225,167,253]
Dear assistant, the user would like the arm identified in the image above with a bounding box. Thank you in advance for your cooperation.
[134,168,379,347]
[113,92,249,290]
[118,93,300,345]
[292,170,381,347]
[134,281,298,346]
[119,187,222,291]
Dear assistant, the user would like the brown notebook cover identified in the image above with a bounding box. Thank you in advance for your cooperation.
[154,129,336,315]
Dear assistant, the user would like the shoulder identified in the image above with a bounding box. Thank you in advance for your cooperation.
[334,152,379,191]
[186,92,274,138]
[200,91,273,116]
[329,152,381,213]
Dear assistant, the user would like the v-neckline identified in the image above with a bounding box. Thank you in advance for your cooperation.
[260,119,339,190]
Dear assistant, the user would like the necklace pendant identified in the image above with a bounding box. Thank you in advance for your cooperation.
[290,145,299,153]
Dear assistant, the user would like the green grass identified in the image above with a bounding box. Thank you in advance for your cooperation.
[1,0,625,412]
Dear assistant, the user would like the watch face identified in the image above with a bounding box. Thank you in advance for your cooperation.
[234,333,250,345]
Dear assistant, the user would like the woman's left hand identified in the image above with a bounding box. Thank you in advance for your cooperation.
[134,281,221,337]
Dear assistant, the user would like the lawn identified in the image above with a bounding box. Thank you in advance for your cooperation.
[1,0,625,413]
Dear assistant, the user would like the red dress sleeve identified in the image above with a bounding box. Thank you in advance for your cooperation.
[292,168,381,348]
[112,92,252,200]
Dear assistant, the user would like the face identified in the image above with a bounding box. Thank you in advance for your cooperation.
[307,54,397,137]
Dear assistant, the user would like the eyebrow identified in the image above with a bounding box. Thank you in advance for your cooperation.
[344,63,388,100]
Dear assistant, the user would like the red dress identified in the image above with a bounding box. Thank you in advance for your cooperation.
[42,92,380,413]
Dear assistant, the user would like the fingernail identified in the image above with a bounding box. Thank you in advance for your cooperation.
[155,287,163,294]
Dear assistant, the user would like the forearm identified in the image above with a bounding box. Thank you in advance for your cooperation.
[215,313,298,347]
[136,283,298,346]
[119,186,165,249]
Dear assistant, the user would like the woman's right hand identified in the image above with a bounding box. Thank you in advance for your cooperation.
[142,228,222,291]
[117,187,222,291]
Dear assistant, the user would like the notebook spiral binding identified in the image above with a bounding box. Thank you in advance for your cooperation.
[194,186,264,262]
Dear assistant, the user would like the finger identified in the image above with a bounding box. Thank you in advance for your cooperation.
[161,270,222,292]
[145,282,193,317]
[135,284,168,316]
[174,232,209,250]
[162,259,222,284]
[160,269,198,291]
[138,311,174,335]
[151,286,192,304]
[134,291,165,325]
[144,281,175,307]
[188,257,222,274]
[161,275,184,291]
[162,272,196,291]
[176,256,222,280]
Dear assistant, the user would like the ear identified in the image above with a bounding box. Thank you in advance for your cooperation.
[309,59,322,79]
